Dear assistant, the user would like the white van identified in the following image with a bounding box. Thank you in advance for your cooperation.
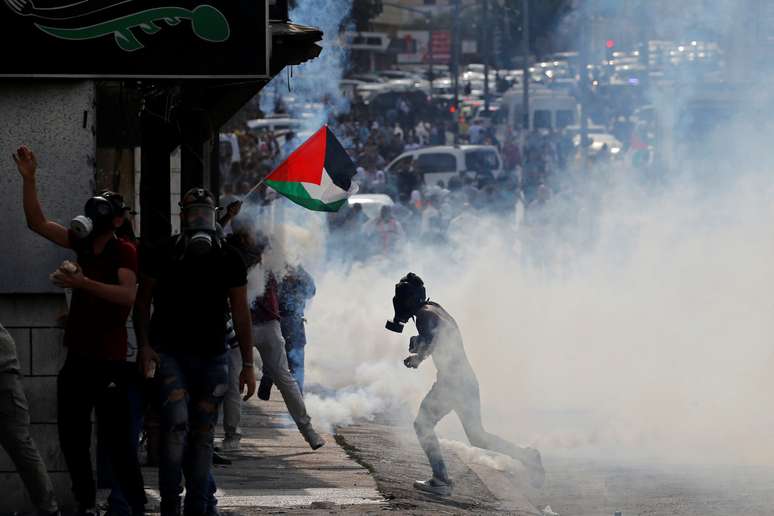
[502,87,578,131]
[385,145,503,186]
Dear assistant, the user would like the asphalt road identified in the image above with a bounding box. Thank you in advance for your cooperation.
[336,418,774,516]
[112,393,774,516]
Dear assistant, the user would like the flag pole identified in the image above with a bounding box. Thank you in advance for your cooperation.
[242,176,268,201]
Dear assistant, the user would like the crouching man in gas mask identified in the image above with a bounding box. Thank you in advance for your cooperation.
[134,188,256,516]
[386,273,545,496]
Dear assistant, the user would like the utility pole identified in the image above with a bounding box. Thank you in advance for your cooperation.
[452,0,461,143]
[579,4,590,168]
[521,0,529,131]
[428,15,434,100]
[483,0,490,112]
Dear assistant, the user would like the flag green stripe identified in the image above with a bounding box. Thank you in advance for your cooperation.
[266,180,347,212]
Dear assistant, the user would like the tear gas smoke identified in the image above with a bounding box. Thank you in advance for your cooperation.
[296,168,774,466]
[243,0,774,468]
[260,0,351,142]
[441,438,523,475]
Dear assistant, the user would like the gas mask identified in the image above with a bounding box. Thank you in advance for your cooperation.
[70,193,126,239]
[180,188,219,257]
[385,273,427,333]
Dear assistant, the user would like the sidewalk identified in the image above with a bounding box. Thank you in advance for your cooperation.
[140,391,384,514]
[138,392,541,515]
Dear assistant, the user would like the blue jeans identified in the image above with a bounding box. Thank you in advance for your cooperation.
[286,345,305,392]
[158,352,228,516]
[279,315,307,393]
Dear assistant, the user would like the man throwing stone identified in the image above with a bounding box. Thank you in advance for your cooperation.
[385,273,545,496]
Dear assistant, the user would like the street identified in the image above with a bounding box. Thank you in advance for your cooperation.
[132,394,774,515]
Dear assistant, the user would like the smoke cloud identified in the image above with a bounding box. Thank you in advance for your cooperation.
[260,0,352,137]
[297,168,774,466]
[246,0,774,469]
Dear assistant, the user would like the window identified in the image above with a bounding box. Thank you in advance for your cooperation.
[556,110,575,129]
[465,150,499,173]
[534,110,552,129]
[415,153,457,174]
[388,155,414,174]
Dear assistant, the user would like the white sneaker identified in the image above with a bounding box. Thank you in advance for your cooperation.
[220,435,241,452]
[413,477,452,497]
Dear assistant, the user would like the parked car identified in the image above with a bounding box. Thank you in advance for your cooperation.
[572,132,623,157]
[347,193,393,220]
[346,194,413,227]
[385,145,503,187]
[246,117,303,133]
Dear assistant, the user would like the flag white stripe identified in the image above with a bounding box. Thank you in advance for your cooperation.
[300,167,355,204]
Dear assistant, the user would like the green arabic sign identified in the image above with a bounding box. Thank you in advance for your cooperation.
[36,6,231,52]
[0,0,268,78]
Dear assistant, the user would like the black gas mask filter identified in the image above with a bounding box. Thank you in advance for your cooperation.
[70,192,127,239]
[180,187,219,257]
[385,273,427,333]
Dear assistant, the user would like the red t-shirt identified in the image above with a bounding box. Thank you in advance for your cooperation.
[63,233,137,361]
[251,272,280,324]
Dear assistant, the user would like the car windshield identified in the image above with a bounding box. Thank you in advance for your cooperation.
[416,153,456,174]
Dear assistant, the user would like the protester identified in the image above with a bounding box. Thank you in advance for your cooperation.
[385,273,545,496]
[227,218,326,450]
[217,216,266,453]
[14,145,146,516]
[260,265,316,394]
[363,205,405,256]
[0,322,59,516]
[134,188,256,516]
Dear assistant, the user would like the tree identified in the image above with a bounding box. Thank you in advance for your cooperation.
[350,0,383,32]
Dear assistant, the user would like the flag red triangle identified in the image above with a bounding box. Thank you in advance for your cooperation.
[266,126,327,185]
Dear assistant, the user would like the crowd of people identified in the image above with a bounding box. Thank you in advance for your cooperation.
[1,97,619,516]
[4,146,324,516]
[220,95,619,272]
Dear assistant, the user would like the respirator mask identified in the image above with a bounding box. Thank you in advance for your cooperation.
[180,188,219,257]
[70,192,126,239]
[385,272,427,333]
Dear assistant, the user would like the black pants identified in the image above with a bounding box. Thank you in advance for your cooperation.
[57,352,146,513]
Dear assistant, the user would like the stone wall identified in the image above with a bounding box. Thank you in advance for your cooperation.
[0,81,96,512]
[0,295,72,511]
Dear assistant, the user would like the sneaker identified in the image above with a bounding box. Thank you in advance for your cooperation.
[522,447,546,489]
[212,450,232,465]
[220,435,241,452]
[301,426,326,450]
[413,477,452,496]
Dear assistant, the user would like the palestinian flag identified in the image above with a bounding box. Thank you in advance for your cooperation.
[265,126,358,212]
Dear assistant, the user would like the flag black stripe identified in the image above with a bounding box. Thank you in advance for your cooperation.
[324,128,357,191]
